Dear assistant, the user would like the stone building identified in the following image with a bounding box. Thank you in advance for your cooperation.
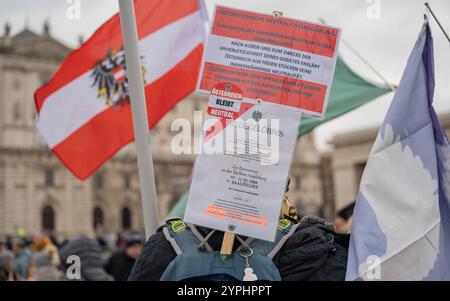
[327,113,450,214]
[0,22,324,239]
[326,127,377,212]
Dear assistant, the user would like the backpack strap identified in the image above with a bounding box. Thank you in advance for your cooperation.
[162,218,194,255]
[266,222,300,259]
[163,219,216,254]
[162,226,182,255]
[162,218,300,259]
[236,218,297,254]
[187,224,213,251]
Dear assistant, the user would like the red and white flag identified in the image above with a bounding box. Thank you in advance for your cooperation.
[35,0,207,180]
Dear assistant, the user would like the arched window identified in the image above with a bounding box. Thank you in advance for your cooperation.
[93,207,104,230]
[121,207,132,230]
[42,205,55,232]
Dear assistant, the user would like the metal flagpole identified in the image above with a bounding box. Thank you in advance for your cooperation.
[319,18,397,92]
[118,0,160,239]
[425,2,450,43]
[339,39,397,91]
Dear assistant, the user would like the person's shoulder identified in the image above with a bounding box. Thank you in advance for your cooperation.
[295,216,336,230]
[286,216,350,250]
[277,216,349,281]
[128,224,178,281]
[297,216,349,255]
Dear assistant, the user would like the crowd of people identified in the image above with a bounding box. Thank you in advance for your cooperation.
[0,230,144,281]
[0,201,355,282]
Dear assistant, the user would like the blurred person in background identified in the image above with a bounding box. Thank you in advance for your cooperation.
[12,237,32,280]
[59,236,113,281]
[0,237,16,281]
[0,251,15,281]
[59,238,70,250]
[334,202,355,233]
[0,237,9,253]
[28,236,62,281]
[105,233,119,253]
[105,235,143,281]
[48,234,62,249]
[4,236,13,252]
[96,235,113,263]
[115,233,126,251]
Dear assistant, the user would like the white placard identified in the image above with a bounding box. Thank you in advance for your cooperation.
[184,83,301,241]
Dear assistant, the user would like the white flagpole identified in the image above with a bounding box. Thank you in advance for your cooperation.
[118,0,160,239]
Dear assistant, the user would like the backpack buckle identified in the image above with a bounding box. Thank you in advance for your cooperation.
[167,219,186,233]
[277,218,291,230]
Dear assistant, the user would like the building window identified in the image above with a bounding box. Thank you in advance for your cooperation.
[45,170,54,187]
[42,205,55,232]
[94,174,103,189]
[121,207,132,230]
[123,174,131,189]
[93,207,104,230]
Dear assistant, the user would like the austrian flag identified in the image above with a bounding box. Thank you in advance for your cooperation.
[34,0,207,180]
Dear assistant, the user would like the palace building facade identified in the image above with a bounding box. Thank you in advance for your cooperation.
[4,22,448,239]
[0,22,324,239]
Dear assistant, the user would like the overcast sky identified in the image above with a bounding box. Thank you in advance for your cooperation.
[1,0,449,150]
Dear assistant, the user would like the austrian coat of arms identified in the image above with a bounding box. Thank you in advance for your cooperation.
[91,49,146,107]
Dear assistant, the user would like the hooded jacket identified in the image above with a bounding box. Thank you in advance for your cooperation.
[128,216,349,281]
[59,237,113,281]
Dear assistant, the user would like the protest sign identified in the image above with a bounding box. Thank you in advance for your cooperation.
[184,6,340,241]
[185,83,302,241]
[197,6,341,117]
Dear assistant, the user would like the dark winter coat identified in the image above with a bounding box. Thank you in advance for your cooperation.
[105,251,136,281]
[128,216,349,281]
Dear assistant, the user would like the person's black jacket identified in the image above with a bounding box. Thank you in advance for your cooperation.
[128,216,349,281]
[105,251,136,281]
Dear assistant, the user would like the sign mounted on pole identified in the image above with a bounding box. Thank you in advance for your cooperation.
[185,6,341,242]
[197,6,341,117]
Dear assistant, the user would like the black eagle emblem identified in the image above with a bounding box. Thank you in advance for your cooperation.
[252,110,262,122]
[91,49,146,107]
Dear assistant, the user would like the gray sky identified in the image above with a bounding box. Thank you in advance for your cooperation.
[1,0,449,150]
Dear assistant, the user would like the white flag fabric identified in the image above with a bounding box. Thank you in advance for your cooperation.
[346,20,450,280]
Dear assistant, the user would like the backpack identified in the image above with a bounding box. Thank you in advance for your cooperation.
[160,218,299,281]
